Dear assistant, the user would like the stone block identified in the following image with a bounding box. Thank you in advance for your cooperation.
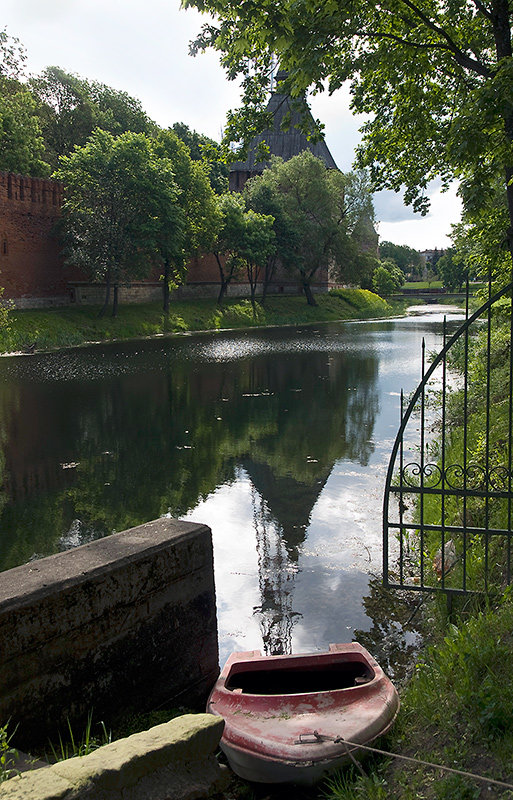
[0,714,228,800]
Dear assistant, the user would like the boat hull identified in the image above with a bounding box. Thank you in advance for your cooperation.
[207,642,399,785]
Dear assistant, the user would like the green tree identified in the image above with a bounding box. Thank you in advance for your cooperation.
[239,208,276,310]
[372,260,404,296]
[243,177,299,303]
[437,247,468,291]
[151,129,219,312]
[185,0,513,275]
[30,67,157,170]
[89,81,157,137]
[172,122,229,194]
[0,30,49,176]
[0,77,49,176]
[0,27,27,80]
[379,241,423,279]
[211,193,248,304]
[55,130,182,317]
[30,67,98,168]
[243,152,373,305]
[451,187,510,286]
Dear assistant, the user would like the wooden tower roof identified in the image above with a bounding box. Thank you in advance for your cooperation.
[230,74,338,176]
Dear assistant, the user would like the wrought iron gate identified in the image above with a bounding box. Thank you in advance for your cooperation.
[383,279,513,596]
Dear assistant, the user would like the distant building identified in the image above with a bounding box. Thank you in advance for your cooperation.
[420,248,445,266]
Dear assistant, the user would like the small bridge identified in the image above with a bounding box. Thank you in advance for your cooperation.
[390,288,469,303]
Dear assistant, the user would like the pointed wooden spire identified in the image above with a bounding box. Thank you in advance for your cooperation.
[229,74,338,191]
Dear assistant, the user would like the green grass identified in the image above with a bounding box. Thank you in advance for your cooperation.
[403,280,445,290]
[47,711,111,762]
[0,289,400,355]
[322,594,513,800]
[402,281,484,293]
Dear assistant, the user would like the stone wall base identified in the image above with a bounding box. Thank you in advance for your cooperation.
[6,281,331,308]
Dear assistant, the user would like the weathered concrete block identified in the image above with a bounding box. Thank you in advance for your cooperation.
[0,714,228,800]
[0,519,219,748]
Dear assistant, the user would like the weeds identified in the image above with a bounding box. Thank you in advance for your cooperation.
[48,711,111,761]
[322,764,390,800]
[0,721,18,782]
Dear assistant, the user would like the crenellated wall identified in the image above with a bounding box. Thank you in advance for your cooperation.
[0,172,87,304]
[0,170,328,306]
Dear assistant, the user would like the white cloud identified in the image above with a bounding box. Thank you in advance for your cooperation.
[376,184,462,249]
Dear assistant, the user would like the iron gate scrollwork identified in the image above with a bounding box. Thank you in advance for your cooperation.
[383,278,513,595]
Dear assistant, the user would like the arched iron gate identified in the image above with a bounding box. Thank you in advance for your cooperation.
[383,279,513,596]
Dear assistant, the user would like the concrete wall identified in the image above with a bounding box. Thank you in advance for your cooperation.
[0,518,219,749]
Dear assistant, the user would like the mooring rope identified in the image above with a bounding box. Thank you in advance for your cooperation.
[296,731,513,790]
[336,737,513,791]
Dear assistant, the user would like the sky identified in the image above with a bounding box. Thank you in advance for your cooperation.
[4,0,462,250]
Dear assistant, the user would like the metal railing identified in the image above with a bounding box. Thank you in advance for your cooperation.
[383,277,513,595]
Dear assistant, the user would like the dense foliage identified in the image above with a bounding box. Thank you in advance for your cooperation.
[29,67,158,171]
[152,129,219,310]
[372,260,405,295]
[171,122,229,194]
[185,0,513,278]
[54,130,183,317]
[243,152,377,304]
[379,241,424,279]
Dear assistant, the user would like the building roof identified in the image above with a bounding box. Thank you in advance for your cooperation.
[230,75,338,174]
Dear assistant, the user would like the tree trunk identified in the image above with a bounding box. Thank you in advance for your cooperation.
[217,279,229,305]
[112,284,119,317]
[163,259,170,314]
[247,262,259,315]
[215,252,229,306]
[250,283,257,314]
[260,256,276,306]
[303,281,317,306]
[492,2,513,266]
[99,272,111,318]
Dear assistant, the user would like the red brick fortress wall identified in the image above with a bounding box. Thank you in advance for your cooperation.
[0,172,82,305]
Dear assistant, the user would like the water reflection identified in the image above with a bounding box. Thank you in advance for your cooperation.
[0,313,461,663]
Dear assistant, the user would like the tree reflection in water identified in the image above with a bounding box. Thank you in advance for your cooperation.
[0,318,448,664]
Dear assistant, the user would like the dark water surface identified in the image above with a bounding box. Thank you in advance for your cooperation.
[0,307,464,674]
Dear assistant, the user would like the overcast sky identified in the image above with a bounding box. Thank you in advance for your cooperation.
[4,0,462,249]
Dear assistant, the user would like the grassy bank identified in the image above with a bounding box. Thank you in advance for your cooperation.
[323,312,513,800]
[0,289,402,355]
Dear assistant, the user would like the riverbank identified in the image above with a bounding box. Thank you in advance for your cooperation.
[0,289,404,355]
[320,307,513,800]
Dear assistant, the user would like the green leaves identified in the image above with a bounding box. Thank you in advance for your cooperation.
[242,152,376,294]
[184,0,513,247]
[55,130,183,291]
[0,77,49,176]
[29,66,157,171]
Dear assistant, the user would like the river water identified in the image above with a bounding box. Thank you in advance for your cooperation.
[0,306,464,676]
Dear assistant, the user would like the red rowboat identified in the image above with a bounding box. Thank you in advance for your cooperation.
[207,642,399,785]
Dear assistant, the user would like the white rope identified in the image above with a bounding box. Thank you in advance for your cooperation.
[337,738,513,791]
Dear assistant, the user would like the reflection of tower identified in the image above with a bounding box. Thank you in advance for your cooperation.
[250,483,302,656]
